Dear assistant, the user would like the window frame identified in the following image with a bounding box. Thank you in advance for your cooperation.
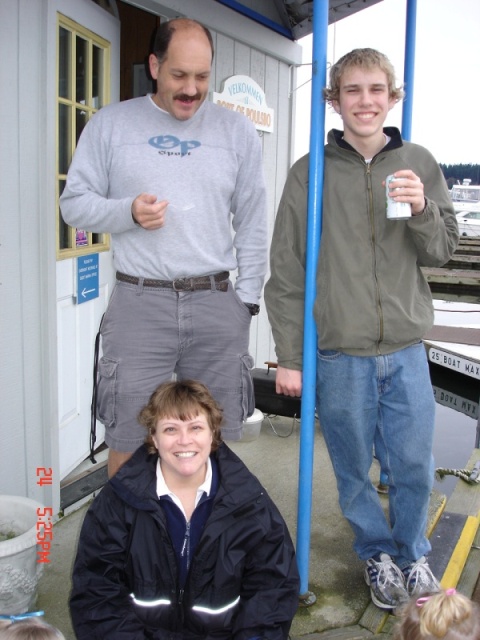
[56,13,111,260]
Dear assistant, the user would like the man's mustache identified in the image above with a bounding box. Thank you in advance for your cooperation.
[174,94,201,102]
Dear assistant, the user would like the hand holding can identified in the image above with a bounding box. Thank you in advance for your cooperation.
[386,175,412,220]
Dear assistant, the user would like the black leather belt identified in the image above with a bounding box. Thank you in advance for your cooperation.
[116,271,229,292]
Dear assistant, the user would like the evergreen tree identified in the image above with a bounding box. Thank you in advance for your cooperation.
[440,163,480,185]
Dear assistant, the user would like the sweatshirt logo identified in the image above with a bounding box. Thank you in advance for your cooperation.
[148,134,201,157]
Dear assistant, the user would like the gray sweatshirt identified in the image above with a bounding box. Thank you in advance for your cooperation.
[60,96,268,303]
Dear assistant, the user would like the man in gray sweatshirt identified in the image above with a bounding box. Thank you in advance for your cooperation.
[60,18,267,477]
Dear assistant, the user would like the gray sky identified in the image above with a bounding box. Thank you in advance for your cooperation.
[293,0,480,165]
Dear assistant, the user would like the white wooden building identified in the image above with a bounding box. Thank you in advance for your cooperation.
[0,0,380,514]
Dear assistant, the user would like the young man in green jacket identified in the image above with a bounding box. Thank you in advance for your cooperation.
[265,48,458,612]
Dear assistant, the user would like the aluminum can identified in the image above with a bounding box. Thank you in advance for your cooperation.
[386,175,412,220]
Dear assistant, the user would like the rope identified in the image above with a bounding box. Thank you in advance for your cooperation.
[435,467,480,485]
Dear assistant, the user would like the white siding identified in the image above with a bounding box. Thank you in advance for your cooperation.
[136,0,301,64]
[0,0,57,510]
[207,26,297,368]
[0,0,301,510]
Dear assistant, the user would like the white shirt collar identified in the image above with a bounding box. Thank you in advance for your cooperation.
[156,457,213,519]
[364,132,391,163]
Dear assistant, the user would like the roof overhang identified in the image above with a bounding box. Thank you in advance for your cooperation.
[213,0,384,40]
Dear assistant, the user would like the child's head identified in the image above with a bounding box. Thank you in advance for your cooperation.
[0,617,65,639]
[324,48,404,104]
[393,589,480,640]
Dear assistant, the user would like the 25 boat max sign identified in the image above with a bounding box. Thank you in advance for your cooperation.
[428,346,480,380]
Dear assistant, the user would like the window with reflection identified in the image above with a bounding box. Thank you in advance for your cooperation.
[57,15,110,258]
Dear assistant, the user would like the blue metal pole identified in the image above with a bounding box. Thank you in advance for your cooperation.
[401,0,417,140]
[296,0,329,598]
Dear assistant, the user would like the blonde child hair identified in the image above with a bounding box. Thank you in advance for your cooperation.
[393,588,480,640]
[0,617,65,640]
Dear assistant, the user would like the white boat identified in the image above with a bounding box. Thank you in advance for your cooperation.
[456,210,480,237]
[450,179,480,213]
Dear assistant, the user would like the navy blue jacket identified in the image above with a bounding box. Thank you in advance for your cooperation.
[69,443,299,639]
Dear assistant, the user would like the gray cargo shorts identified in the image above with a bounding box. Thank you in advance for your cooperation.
[96,278,255,451]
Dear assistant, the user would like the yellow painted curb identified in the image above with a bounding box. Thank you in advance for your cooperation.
[441,513,480,588]
[427,494,447,537]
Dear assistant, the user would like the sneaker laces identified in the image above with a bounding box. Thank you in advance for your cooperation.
[365,553,409,610]
[369,553,406,590]
[403,556,440,596]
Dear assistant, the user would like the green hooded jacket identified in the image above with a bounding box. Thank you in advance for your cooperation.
[264,127,459,369]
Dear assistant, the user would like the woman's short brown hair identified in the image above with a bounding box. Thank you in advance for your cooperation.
[139,380,223,454]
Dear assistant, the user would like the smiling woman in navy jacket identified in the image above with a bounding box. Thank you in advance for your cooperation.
[69,380,299,640]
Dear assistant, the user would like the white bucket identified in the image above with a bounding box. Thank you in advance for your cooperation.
[240,408,264,442]
[0,495,46,614]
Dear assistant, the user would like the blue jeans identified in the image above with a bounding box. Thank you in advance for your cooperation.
[316,343,435,568]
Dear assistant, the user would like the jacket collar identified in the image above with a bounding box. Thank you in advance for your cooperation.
[109,445,159,511]
[209,443,265,517]
[108,442,263,515]
[330,126,403,155]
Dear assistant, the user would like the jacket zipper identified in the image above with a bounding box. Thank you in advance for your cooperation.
[177,520,191,626]
[180,493,262,620]
[178,588,185,626]
[181,520,191,570]
[366,162,384,351]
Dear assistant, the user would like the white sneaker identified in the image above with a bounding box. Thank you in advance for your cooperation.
[364,553,409,610]
[402,556,440,597]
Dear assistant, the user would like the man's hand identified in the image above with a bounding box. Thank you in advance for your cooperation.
[132,193,169,230]
[276,366,302,397]
[385,170,426,215]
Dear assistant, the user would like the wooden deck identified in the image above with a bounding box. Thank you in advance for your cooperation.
[298,449,480,639]
[423,237,480,301]
[424,325,480,346]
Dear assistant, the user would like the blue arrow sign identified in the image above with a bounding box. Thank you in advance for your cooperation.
[77,254,99,304]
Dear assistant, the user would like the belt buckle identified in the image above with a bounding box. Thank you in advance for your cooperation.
[173,278,193,291]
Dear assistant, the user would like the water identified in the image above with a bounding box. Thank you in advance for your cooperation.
[430,363,480,497]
